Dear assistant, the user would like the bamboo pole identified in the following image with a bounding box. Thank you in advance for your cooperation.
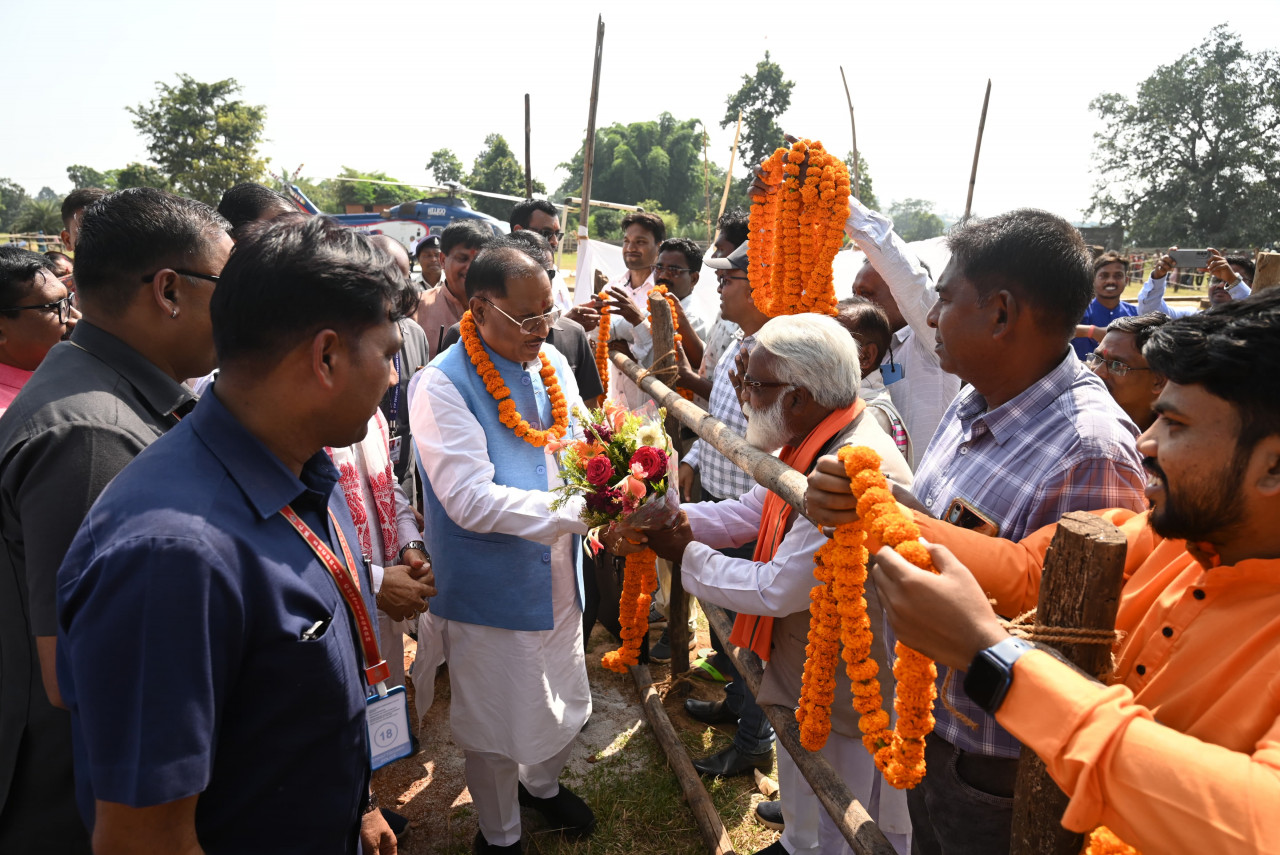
[630,664,737,855]
[524,93,533,199]
[577,16,605,240]
[1010,513,1127,855]
[963,79,992,221]
[718,110,743,221]
[702,605,898,855]
[840,66,860,203]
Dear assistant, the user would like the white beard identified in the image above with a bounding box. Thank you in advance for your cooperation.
[744,396,791,452]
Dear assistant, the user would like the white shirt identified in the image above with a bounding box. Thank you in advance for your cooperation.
[1136,274,1251,318]
[845,198,961,467]
[409,346,590,761]
[604,267,656,409]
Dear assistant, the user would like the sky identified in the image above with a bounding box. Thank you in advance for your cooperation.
[4,0,1278,224]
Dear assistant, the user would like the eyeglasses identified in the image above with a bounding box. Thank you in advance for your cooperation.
[1084,352,1151,377]
[141,269,221,284]
[0,291,77,323]
[534,228,564,242]
[716,272,750,284]
[652,263,694,275]
[740,376,792,392]
[482,297,561,334]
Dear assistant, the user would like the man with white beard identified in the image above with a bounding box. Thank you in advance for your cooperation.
[608,313,914,855]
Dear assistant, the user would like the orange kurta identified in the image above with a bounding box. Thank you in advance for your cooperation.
[913,509,1280,855]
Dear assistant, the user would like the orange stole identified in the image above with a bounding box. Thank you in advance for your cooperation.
[728,400,865,661]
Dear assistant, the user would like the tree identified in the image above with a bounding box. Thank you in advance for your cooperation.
[722,53,794,177]
[35,187,59,203]
[11,198,63,234]
[556,114,712,226]
[334,167,409,210]
[114,162,170,191]
[1087,25,1280,246]
[0,179,28,231]
[888,199,946,242]
[843,151,879,212]
[67,165,111,190]
[128,74,268,205]
[427,149,465,185]
[468,133,544,220]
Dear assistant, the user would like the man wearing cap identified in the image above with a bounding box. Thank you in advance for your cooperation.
[413,234,444,289]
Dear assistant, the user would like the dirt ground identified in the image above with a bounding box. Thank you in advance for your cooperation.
[372,620,780,854]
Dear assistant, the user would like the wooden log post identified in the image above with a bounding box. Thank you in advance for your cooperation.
[630,663,738,855]
[703,604,898,855]
[963,79,992,221]
[1009,512,1128,855]
[577,16,605,240]
[1254,251,1280,292]
[648,293,689,675]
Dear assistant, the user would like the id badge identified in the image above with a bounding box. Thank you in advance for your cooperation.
[388,435,403,466]
[366,685,413,769]
[882,362,906,385]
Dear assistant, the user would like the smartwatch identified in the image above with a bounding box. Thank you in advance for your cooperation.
[963,637,1034,715]
[399,541,428,564]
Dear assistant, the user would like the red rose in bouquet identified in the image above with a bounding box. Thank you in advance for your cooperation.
[585,454,614,487]
[629,446,668,480]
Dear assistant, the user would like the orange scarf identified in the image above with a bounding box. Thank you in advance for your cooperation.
[728,400,865,661]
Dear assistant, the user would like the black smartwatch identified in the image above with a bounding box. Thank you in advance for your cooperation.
[963,637,1034,715]
[399,541,428,564]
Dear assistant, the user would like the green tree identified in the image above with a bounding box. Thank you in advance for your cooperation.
[556,114,712,226]
[0,179,28,231]
[888,199,946,242]
[36,186,59,203]
[334,167,410,210]
[128,74,268,205]
[12,198,63,233]
[843,151,879,212]
[1088,25,1280,246]
[427,148,465,185]
[635,199,679,237]
[67,165,112,190]
[468,133,544,220]
[722,52,794,177]
[114,162,171,191]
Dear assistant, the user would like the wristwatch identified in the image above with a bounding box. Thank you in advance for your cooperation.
[399,541,428,564]
[963,637,1034,715]
[363,789,380,814]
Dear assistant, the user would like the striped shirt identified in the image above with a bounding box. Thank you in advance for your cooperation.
[683,333,756,501]
[914,350,1147,758]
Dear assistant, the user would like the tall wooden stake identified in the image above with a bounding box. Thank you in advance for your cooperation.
[578,16,605,238]
[524,93,532,199]
[964,79,991,221]
[840,66,860,202]
[718,110,742,220]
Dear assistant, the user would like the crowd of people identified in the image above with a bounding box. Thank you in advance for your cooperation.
[0,148,1275,855]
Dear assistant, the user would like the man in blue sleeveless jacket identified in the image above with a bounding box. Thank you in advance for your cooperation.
[410,243,594,855]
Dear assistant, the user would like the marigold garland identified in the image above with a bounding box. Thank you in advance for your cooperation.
[1084,828,1140,855]
[747,139,849,319]
[601,547,657,673]
[595,300,611,397]
[460,310,569,448]
[796,445,937,790]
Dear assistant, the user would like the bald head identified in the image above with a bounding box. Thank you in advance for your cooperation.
[369,234,412,280]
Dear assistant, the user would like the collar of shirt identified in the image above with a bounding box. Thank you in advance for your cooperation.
[69,320,196,418]
[189,388,340,521]
[953,349,1082,446]
[0,361,33,392]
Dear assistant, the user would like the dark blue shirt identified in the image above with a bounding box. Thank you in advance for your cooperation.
[56,390,373,854]
[1072,297,1138,359]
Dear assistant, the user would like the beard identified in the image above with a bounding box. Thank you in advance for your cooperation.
[1145,454,1247,543]
[744,395,791,452]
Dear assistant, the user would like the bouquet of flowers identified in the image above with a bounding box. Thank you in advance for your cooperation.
[550,400,679,672]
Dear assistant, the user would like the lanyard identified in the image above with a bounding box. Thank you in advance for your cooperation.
[280,504,390,691]
[388,352,401,428]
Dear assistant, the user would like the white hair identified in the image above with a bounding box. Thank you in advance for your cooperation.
[753,313,862,409]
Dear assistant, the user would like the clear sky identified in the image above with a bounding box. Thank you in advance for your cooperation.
[4,0,1277,223]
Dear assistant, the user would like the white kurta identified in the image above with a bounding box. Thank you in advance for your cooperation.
[602,268,656,409]
[410,344,591,764]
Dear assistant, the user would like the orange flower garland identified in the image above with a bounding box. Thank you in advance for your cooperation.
[595,300,611,398]
[460,310,569,448]
[747,139,850,319]
[1085,828,1140,855]
[601,548,657,673]
[797,446,937,790]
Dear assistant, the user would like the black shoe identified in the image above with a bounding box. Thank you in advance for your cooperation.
[650,628,697,663]
[752,840,790,855]
[684,697,736,725]
[517,782,596,838]
[754,799,784,831]
[473,830,523,853]
[381,807,411,840]
[648,604,667,625]
[693,744,773,778]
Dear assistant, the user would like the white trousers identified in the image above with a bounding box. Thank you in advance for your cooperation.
[777,736,911,855]
[465,740,575,847]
